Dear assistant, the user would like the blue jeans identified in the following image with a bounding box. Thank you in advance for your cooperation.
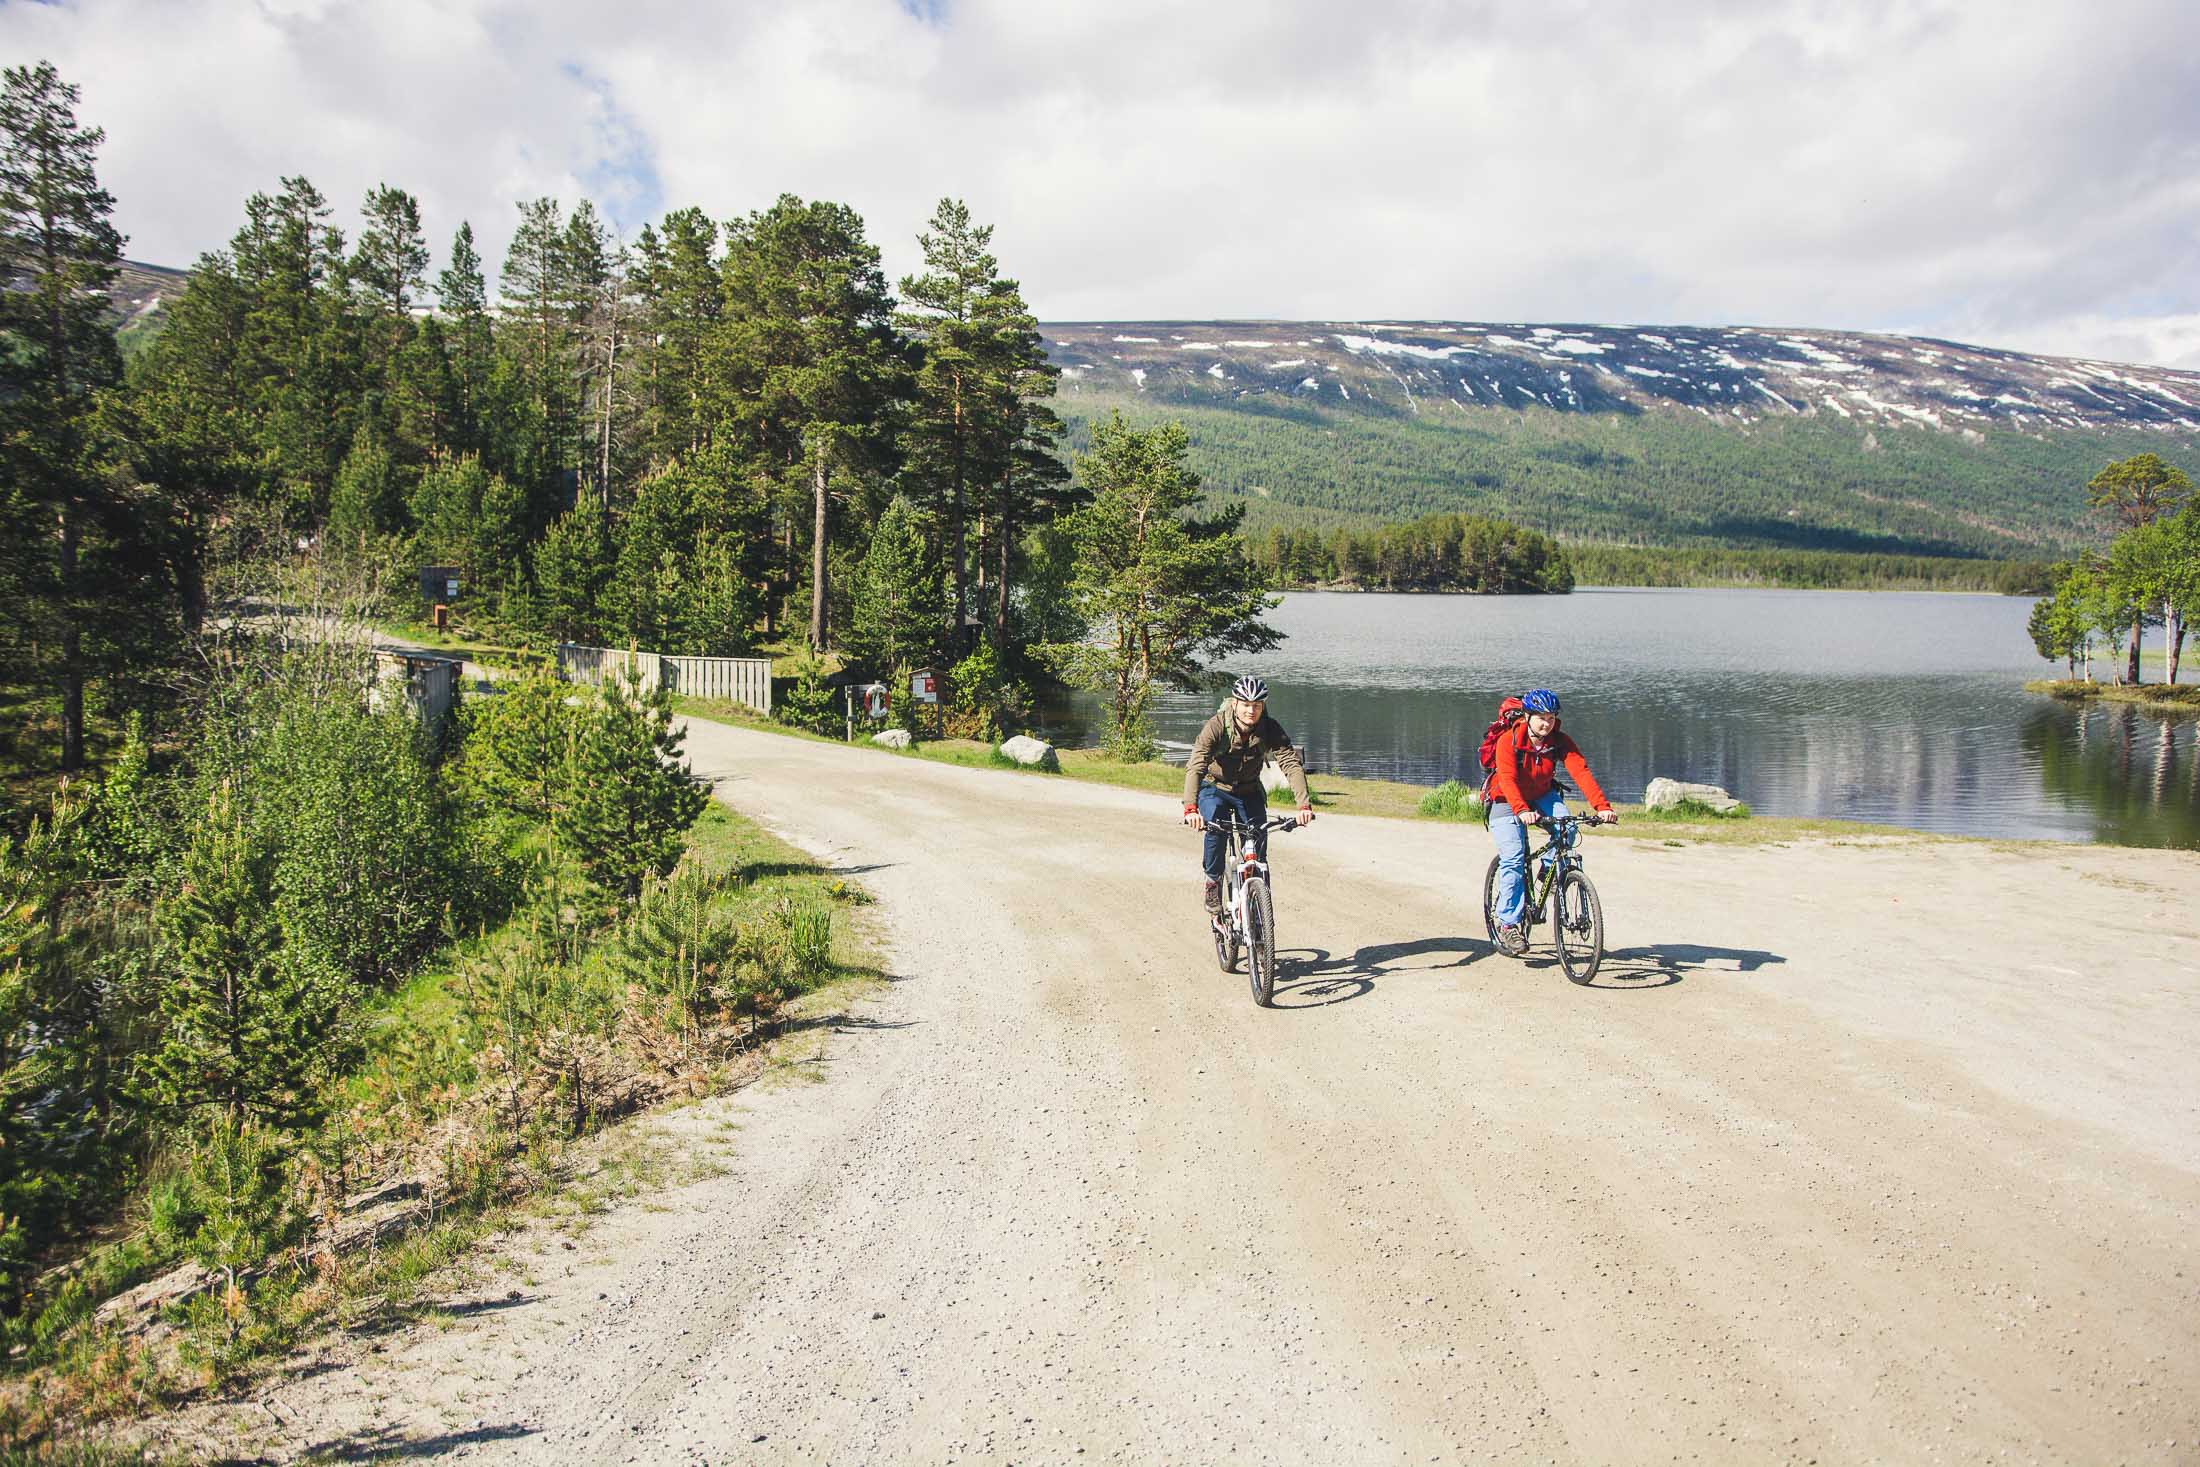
[1489,790,1569,928]
[1197,785,1268,881]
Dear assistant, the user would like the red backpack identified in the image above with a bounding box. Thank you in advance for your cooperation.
[1476,697,1527,800]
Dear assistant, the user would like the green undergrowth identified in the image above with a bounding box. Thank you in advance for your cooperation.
[0,803,878,1451]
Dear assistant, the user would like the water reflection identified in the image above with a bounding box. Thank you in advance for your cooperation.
[2020,704,2199,848]
[1035,589,2198,847]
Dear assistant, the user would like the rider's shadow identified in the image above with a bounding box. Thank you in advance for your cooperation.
[1544,943,1787,990]
[1268,936,1489,1009]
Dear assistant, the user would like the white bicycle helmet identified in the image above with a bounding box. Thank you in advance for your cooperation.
[1230,674,1269,702]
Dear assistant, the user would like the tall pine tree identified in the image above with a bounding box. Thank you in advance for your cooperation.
[0,62,130,769]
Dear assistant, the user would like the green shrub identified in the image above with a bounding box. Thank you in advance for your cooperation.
[1639,797,1753,821]
[555,672,710,899]
[775,656,842,738]
[947,642,1027,742]
[459,665,580,826]
[256,696,456,987]
[1416,779,1485,820]
[138,786,353,1130]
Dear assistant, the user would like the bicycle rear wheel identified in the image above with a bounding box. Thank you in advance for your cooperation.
[1244,877,1277,1007]
[1554,869,1605,984]
[1481,855,1502,945]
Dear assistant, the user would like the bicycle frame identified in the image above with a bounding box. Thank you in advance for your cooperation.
[1211,815,1293,938]
[1520,815,1585,925]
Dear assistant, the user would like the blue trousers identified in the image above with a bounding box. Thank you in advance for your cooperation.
[1489,790,1569,927]
[1197,784,1268,881]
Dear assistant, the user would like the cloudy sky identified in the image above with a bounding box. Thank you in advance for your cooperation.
[10,0,2200,367]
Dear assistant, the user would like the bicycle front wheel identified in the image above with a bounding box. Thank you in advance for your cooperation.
[1554,869,1605,984]
[1244,878,1277,1007]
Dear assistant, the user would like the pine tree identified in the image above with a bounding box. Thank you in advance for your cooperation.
[896,200,1069,653]
[720,195,906,651]
[326,424,406,543]
[409,455,528,601]
[437,222,495,454]
[233,176,358,521]
[533,492,615,643]
[1040,413,1280,757]
[555,673,709,899]
[849,495,943,676]
[499,197,576,506]
[352,184,429,317]
[632,206,722,461]
[0,61,127,770]
[461,663,580,825]
[141,787,347,1129]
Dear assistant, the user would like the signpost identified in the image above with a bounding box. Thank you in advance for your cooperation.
[845,682,890,742]
[419,565,462,631]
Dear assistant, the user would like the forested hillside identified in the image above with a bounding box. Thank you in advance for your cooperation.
[1043,323,2200,558]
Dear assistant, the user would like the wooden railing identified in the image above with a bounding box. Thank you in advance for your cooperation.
[556,643,773,714]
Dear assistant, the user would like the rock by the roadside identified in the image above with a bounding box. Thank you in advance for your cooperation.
[1643,776,1743,814]
[94,1261,214,1326]
[999,735,1059,770]
[1259,760,1291,794]
[872,729,913,750]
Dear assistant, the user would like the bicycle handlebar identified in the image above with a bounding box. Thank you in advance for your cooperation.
[1192,815,1305,835]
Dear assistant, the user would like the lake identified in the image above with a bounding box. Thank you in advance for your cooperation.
[1037,588,2200,847]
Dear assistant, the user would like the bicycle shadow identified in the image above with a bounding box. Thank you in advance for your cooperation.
[1530,943,1787,990]
[1267,936,1489,1009]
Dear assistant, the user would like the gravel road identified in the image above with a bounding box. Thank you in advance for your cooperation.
[168,720,2200,1464]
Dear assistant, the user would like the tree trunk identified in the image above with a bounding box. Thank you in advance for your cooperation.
[809,456,829,652]
[599,320,617,502]
[58,501,83,772]
[950,378,967,640]
[2168,602,2186,685]
[2126,619,2143,685]
[993,505,1013,650]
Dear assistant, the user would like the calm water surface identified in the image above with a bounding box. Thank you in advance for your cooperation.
[1039,589,2200,847]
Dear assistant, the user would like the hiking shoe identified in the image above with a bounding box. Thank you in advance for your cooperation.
[1496,923,1526,956]
[1203,879,1223,915]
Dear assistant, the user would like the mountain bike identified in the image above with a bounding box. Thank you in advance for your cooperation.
[1482,813,1605,983]
[1201,815,1303,1007]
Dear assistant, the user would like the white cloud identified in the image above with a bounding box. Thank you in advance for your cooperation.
[6,0,2200,366]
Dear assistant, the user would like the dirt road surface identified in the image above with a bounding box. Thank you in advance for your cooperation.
[169,721,2200,1464]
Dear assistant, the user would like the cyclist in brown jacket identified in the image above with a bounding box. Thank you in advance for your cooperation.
[1181,675,1314,914]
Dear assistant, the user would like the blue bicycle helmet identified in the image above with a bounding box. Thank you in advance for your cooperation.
[1521,688,1561,714]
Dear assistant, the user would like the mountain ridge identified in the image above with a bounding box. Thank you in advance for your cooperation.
[1038,320,2200,557]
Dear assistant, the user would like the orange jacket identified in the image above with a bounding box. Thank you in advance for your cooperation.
[1491,719,1612,814]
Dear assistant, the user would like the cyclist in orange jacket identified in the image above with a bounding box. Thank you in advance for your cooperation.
[1488,688,1617,955]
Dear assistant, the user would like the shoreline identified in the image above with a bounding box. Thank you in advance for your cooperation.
[2024,678,2200,714]
[671,697,2121,850]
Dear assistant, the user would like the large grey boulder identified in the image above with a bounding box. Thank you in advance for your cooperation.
[999,735,1060,770]
[1259,759,1292,794]
[1642,776,1743,814]
[872,729,913,750]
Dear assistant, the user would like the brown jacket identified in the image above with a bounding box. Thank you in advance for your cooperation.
[1182,707,1312,809]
